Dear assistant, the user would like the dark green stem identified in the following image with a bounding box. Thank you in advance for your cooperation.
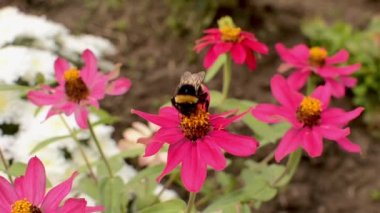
[185,192,197,213]
[0,148,13,184]
[87,119,114,178]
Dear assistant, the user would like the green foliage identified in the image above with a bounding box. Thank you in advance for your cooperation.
[302,17,380,114]
[204,54,227,82]
[139,199,186,213]
[101,176,126,213]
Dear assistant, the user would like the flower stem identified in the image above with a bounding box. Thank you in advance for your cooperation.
[156,172,178,201]
[272,149,302,186]
[59,115,98,183]
[185,192,197,213]
[221,54,232,102]
[0,148,13,184]
[87,119,114,178]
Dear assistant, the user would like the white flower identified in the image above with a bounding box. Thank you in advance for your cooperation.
[0,90,25,124]
[0,7,67,48]
[0,46,56,84]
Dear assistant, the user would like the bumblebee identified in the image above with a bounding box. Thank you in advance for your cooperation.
[171,71,209,116]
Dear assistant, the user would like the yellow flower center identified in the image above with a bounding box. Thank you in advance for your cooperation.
[180,108,211,141]
[308,47,328,67]
[220,26,241,42]
[63,68,89,103]
[11,199,41,213]
[296,96,322,127]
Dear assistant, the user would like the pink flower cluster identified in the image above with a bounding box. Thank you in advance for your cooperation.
[28,49,131,129]
[0,157,103,213]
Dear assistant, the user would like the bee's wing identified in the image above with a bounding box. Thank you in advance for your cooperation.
[180,71,205,86]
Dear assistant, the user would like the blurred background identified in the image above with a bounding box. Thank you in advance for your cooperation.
[2,0,380,212]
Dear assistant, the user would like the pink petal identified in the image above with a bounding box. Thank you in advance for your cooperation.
[180,143,207,192]
[152,127,184,144]
[211,109,250,129]
[321,107,364,126]
[81,49,98,83]
[317,125,350,140]
[301,128,323,157]
[85,73,107,99]
[74,107,89,129]
[274,128,302,162]
[198,136,226,171]
[275,43,309,67]
[245,48,257,71]
[287,70,311,90]
[335,137,361,153]
[54,58,70,84]
[0,176,17,211]
[41,172,78,212]
[106,77,131,96]
[251,104,287,124]
[335,64,361,75]
[213,42,233,54]
[271,74,303,110]
[27,88,60,106]
[157,141,189,182]
[209,130,258,156]
[131,109,178,128]
[340,76,357,88]
[325,49,349,64]
[21,157,46,205]
[230,43,246,64]
[194,40,215,53]
[59,198,85,213]
[242,39,269,54]
[310,85,331,109]
[203,47,218,68]
[325,78,345,98]
[144,141,164,157]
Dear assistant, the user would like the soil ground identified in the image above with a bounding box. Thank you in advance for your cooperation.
[3,0,380,212]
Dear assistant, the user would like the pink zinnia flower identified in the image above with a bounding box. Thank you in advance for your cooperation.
[275,43,361,97]
[0,157,103,213]
[131,107,258,192]
[27,49,131,128]
[194,21,268,71]
[252,75,363,162]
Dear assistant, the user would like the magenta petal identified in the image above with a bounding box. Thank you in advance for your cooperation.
[275,128,302,162]
[326,49,349,64]
[230,43,246,64]
[301,129,323,158]
[325,78,345,98]
[152,127,184,144]
[0,176,17,212]
[210,130,258,156]
[211,109,249,129]
[106,77,131,96]
[252,104,287,124]
[157,141,189,182]
[132,109,178,127]
[213,42,233,54]
[287,70,310,90]
[81,49,98,83]
[321,107,364,126]
[144,141,164,157]
[335,64,361,75]
[310,85,331,109]
[74,107,89,129]
[317,125,350,140]
[58,198,86,213]
[180,143,207,192]
[41,172,78,212]
[242,39,269,54]
[203,47,218,68]
[335,137,361,153]
[21,157,46,205]
[54,58,70,84]
[245,48,257,71]
[341,76,357,87]
[271,74,303,110]
[275,43,309,66]
[198,137,226,171]
[27,89,60,106]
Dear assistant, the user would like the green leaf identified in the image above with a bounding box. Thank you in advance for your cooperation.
[0,84,31,92]
[101,176,125,213]
[125,165,165,189]
[203,188,251,213]
[139,199,186,213]
[78,176,100,202]
[8,162,27,177]
[205,54,226,82]
[30,135,71,154]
